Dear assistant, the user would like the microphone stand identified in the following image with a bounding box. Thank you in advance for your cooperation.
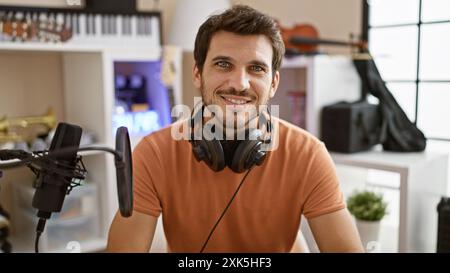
[0,145,129,253]
[0,146,122,168]
[0,169,12,253]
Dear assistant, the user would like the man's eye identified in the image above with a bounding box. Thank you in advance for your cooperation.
[216,61,231,69]
[250,65,265,72]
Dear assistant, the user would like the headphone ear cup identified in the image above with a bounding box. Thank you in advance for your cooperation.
[230,140,258,173]
[196,139,226,172]
[229,140,261,173]
[230,129,269,173]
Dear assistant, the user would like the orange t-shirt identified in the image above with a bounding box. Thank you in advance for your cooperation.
[133,117,345,252]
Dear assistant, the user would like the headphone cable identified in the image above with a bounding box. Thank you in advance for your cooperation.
[199,167,253,253]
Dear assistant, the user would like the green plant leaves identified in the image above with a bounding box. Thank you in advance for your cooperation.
[347,190,388,221]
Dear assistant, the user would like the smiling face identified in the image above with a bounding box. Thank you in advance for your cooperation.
[193,31,280,128]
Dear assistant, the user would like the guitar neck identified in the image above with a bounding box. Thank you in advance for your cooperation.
[290,36,367,49]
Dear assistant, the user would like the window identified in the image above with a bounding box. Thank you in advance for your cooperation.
[364,0,450,140]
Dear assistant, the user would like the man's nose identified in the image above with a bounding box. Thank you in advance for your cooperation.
[229,69,250,92]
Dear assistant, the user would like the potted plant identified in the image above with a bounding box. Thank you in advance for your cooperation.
[347,190,387,250]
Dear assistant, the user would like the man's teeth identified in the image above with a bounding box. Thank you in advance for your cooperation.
[223,97,248,104]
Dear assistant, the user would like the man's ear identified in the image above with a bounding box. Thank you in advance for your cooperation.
[269,70,280,98]
[192,64,202,89]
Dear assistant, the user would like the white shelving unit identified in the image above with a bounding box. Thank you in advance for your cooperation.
[275,54,361,136]
[0,41,182,253]
[331,147,449,252]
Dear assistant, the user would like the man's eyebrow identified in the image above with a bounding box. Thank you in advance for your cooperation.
[211,55,234,62]
[249,60,269,68]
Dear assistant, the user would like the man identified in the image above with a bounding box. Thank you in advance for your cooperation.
[107,5,364,253]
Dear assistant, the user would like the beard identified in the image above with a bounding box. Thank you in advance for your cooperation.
[199,85,260,132]
[198,81,273,142]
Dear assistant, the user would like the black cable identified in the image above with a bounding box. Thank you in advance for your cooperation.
[35,218,46,253]
[34,232,41,254]
[199,168,253,253]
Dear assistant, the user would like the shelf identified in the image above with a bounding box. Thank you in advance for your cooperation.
[0,42,161,54]
[276,55,361,137]
[331,145,448,172]
[0,42,103,53]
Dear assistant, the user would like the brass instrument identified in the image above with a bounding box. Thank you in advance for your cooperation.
[0,132,23,143]
[0,108,57,143]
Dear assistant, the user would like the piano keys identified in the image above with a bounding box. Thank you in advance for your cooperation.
[0,5,161,47]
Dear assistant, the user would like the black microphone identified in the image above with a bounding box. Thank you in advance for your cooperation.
[32,122,82,219]
[43,127,134,217]
[27,122,82,253]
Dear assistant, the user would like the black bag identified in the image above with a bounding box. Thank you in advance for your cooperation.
[437,197,450,253]
[321,100,386,153]
[353,54,427,152]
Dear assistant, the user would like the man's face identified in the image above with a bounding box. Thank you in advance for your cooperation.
[193,31,280,128]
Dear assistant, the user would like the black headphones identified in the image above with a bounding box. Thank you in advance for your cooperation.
[189,104,272,173]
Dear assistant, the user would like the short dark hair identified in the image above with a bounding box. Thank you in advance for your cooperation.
[194,5,285,75]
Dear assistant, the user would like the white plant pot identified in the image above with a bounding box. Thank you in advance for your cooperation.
[355,219,381,251]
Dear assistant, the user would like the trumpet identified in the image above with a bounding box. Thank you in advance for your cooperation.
[0,132,23,143]
[0,108,57,143]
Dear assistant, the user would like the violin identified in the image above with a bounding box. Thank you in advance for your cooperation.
[278,22,367,55]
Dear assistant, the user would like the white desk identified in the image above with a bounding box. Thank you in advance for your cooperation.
[331,147,449,253]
